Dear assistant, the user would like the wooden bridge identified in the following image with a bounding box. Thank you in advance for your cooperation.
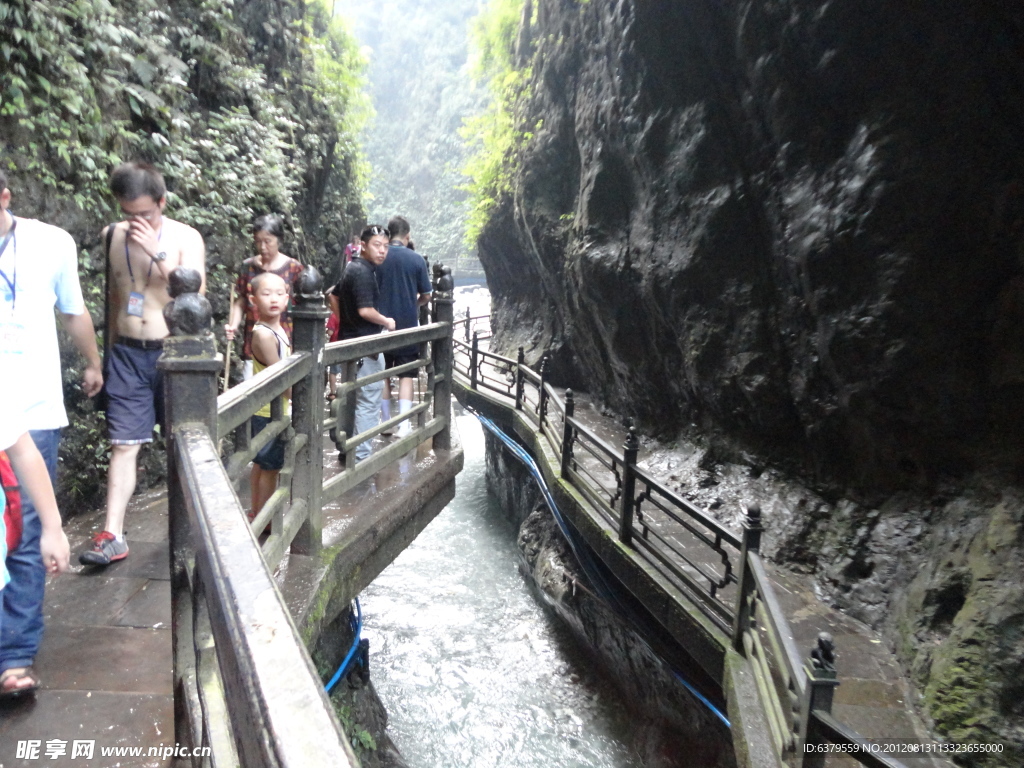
[0,264,462,767]
[0,266,955,768]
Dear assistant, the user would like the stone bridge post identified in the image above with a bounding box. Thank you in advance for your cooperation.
[156,268,220,749]
[731,504,764,652]
[289,266,329,556]
[431,263,454,451]
[797,634,840,768]
[159,267,220,552]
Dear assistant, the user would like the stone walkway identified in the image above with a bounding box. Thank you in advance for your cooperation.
[567,391,954,768]
[0,427,450,768]
[0,491,173,768]
[456,324,955,766]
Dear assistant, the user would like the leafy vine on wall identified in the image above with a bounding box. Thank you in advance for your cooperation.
[0,0,368,511]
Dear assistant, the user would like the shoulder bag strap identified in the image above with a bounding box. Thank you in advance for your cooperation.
[102,224,116,365]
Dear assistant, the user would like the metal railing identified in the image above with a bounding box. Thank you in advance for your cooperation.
[160,264,456,766]
[452,313,907,768]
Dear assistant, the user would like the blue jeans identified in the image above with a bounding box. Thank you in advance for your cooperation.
[354,354,385,461]
[1,428,59,672]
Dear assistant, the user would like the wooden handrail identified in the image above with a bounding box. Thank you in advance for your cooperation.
[324,322,449,365]
[174,426,357,767]
[161,263,458,762]
[216,353,312,437]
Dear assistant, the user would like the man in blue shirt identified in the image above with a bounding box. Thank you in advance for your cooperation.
[376,216,432,437]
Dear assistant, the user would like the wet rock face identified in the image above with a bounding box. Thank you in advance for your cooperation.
[481,6,1024,757]
[480,0,1024,492]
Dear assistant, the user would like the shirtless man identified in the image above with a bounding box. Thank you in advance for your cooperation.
[79,162,206,566]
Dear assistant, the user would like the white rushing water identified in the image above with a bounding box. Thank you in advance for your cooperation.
[362,415,642,768]
[362,284,641,767]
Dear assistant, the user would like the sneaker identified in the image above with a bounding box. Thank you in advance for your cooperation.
[79,531,129,566]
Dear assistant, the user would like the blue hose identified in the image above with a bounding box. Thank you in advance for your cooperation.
[471,408,732,729]
[325,597,363,694]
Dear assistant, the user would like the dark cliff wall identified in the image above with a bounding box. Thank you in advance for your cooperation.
[481,0,1024,493]
[476,0,1024,761]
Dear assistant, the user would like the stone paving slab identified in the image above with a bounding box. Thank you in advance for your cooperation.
[0,493,174,768]
[0,692,174,768]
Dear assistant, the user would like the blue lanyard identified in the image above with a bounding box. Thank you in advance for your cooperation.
[125,219,162,289]
[0,216,17,311]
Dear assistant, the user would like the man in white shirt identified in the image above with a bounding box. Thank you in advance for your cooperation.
[0,169,102,695]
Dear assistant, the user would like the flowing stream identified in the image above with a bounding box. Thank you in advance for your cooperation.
[361,408,643,768]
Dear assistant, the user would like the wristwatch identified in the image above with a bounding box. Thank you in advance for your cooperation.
[153,250,168,262]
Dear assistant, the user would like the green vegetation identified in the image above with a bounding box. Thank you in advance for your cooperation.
[0,0,368,510]
[461,0,532,243]
[331,697,378,759]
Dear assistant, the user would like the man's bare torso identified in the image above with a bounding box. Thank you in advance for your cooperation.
[107,218,204,341]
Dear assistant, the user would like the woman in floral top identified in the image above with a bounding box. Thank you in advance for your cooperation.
[224,214,304,378]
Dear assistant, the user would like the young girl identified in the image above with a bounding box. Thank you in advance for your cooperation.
[248,272,292,519]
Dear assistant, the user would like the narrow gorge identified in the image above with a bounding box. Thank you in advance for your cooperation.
[474,1,1024,761]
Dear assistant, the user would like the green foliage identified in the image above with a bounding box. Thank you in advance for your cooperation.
[468,0,523,80]
[331,700,378,759]
[460,0,533,243]
[0,0,368,510]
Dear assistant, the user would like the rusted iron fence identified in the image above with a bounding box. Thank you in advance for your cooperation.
[160,265,455,767]
[452,313,906,768]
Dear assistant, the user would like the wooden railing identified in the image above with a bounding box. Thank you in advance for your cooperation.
[452,313,907,768]
[160,264,455,767]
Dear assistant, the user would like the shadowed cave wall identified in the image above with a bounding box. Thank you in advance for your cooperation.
[476,0,1024,760]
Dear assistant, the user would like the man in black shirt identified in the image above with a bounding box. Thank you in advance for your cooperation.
[330,225,394,461]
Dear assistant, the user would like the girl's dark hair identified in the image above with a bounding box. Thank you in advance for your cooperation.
[253,214,285,241]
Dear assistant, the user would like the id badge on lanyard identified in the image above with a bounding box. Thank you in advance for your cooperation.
[125,221,161,319]
[127,291,146,317]
[1,321,26,350]
[0,216,23,350]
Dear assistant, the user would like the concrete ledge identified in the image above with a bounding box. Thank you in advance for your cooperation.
[278,426,464,647]
[724,650,785,768]
[456,379,731,696]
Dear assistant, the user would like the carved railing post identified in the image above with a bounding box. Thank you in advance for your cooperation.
[538,354,550,423]
[797,633,840,768]
[419,255,430,327]
[431,263,455,451]
[732,503,764,652]
[560,389,575,478]
[618,426,639,544]
[336,357,359,471]
[289,266,329,556]
[470,331,480,390]
[157,267,220,752]
[515,346,525,410]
